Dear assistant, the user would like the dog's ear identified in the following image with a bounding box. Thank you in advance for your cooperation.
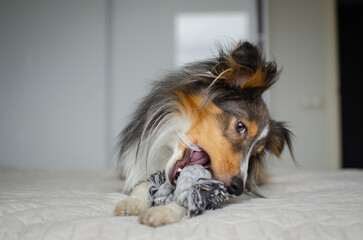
[222,42,280,97]
[265,120,295,161]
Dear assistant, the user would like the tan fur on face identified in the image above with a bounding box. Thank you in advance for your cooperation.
[242,119,259,138]
[174,91,243,186]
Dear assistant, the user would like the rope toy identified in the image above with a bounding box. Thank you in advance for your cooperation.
[147,164,229,217]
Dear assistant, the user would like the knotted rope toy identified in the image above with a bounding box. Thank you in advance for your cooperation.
[147,164,229,217]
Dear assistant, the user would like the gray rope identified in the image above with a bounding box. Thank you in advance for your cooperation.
[148,170,175,206]
[147,164,229,217]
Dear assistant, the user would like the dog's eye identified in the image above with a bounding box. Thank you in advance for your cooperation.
[236,121,247,134]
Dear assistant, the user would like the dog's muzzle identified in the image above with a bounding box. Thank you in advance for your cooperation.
[227,176,244,196]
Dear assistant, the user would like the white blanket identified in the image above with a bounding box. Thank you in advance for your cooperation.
[1,167,362,240]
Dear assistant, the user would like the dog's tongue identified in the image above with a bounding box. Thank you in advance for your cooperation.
[188,151,209,166]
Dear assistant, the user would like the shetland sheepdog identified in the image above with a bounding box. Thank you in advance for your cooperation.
[115,41,294,227]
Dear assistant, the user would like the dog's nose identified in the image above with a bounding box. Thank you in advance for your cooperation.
[227,176,244,196]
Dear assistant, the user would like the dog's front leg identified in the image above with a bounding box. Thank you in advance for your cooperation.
[115,181,150,216]
[139,201,186,227]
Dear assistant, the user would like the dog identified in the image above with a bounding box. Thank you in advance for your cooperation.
[114,41,294,227]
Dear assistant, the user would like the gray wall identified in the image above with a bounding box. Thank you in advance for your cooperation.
[0,0,108,169]
[0,0,340,170]
[268,0,340,169]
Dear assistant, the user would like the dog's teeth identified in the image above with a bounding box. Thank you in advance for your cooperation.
[177,167,182,172]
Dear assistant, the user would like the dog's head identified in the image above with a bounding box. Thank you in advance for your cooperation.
[165,42,294,195]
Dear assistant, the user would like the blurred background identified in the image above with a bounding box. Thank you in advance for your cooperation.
[0,0,361,171]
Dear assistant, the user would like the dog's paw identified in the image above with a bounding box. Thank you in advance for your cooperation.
[115,197,149,216]
[139,205,184,227]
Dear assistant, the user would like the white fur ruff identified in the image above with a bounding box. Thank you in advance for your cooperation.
[119,114,193,193]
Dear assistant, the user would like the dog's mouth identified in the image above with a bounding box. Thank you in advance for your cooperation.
[169,147,211,185]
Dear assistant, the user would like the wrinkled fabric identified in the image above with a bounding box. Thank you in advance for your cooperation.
[2,167,363,239]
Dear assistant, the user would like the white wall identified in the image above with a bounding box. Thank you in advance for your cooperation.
[0,0,108,170]
[267,0,340,169]
[0,0,339,171]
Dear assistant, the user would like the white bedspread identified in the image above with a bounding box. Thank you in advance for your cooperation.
[1,167,362,240]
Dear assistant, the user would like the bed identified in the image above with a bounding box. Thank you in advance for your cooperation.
[1,166,362,240]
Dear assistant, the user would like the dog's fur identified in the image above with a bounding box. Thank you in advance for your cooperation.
[114,42,294,227]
